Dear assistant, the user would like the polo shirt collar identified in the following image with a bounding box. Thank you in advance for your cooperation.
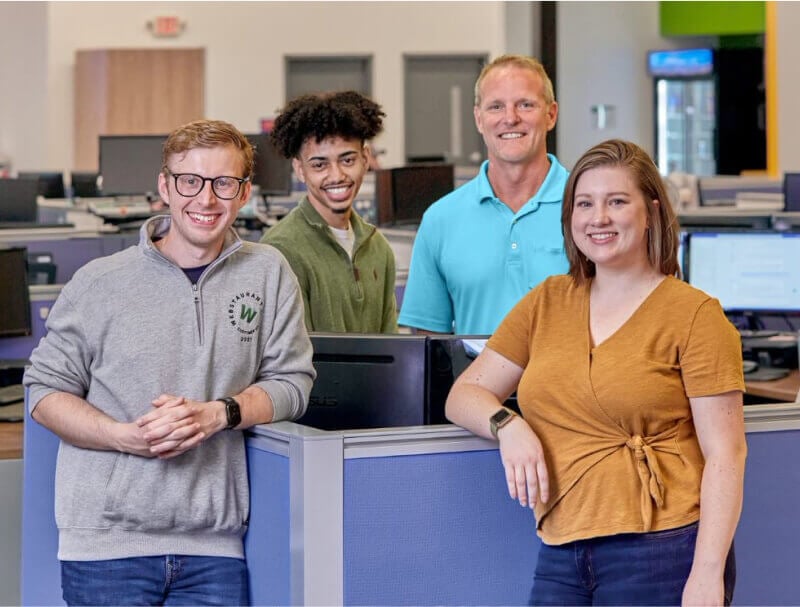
[477,154,566,207]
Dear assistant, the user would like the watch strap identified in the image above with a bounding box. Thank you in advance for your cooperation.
[219,397,241,429]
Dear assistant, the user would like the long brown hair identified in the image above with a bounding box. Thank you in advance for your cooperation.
[562,139,680,284]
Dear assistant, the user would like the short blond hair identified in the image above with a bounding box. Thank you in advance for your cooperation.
[474,54,555,106]
[162,119,254,179]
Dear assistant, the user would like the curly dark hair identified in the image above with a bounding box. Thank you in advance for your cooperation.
[270,91,385,159]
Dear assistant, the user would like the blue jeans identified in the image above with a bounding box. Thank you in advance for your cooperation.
[530,523,736,606]
[61,555,249,606]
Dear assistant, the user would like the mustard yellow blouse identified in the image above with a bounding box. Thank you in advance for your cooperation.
[487,275,745,545]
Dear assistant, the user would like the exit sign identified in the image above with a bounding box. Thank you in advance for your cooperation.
[149,16,183,37]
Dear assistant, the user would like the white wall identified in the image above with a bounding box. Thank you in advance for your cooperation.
[36,1,506,172]
[0,2,48,173]
[776,1,800,174]
[555,1,713,170]
[2,1,758,176]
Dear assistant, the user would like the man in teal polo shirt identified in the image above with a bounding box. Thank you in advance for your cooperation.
[399,55,569,335]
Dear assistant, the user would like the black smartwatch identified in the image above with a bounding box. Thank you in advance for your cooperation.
[489,408,516,438]
[219,397,241,429]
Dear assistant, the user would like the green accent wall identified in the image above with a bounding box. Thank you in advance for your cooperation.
[660,1,765,36]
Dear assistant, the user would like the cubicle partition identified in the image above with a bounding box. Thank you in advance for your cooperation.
[20,404,800,606]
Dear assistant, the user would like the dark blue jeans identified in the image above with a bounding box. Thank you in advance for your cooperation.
[61,555,249,606]
[530,523,736,606]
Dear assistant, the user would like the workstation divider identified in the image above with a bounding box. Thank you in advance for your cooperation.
[19,405,800,606]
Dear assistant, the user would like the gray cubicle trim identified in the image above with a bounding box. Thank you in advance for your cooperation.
[741,401,800,432]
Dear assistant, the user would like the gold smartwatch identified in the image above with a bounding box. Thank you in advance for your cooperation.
[489,407,516,438]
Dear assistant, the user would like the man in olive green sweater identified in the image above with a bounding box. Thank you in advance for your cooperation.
[261,91,397,333]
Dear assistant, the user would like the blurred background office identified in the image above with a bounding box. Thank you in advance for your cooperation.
[1,1,798,177]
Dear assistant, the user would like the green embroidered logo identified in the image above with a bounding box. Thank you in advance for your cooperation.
[228,292,263,341]
[240,305,258,323]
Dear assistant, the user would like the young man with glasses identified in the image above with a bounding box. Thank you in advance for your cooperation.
[24,119,315,606]
[261,91,398,333]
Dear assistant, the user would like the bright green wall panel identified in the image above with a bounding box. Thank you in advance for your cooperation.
[660,1,765,36]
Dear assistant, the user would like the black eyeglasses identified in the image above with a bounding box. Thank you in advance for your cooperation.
[165,169,249,200]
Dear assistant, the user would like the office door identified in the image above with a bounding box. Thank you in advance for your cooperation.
[404,55,486,165]
[285,56,372,101]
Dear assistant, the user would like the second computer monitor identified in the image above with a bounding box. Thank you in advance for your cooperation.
[99,135,166,197]
[0,247,32,337]
[0,177,39,222]
[17,172,65,199]
[246,133,293,196]
[375,164,455,226]
[687,231,800,313]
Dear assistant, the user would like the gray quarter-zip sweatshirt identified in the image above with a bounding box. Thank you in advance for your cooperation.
[23,216,315,560]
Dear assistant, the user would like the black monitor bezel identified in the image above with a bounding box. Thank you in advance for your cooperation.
[0,247,33,338]
[17,171,66,199]
[0,177,39,222]
[245,133,293,197]
[98,134,166,197]
[390,163,455,226]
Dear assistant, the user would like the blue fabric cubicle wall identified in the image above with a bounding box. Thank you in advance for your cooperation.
[735,429,800,606]
[343,450,539,605]
[244,446,291,606]
[20,410,800,605]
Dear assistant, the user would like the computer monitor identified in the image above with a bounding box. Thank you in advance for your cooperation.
[297,334,429,430]
[426,335,518,420]
[98,134,166,196]
[70,171,100,198]
[0,247,32,337]
[17,172,66,199]
[0,177,39,222]
[375,164,455,226]
[686,231,800,313]
[784,172,800,212]
[245,133,292,196]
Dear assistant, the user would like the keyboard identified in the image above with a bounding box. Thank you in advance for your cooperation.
[0,383,24,405]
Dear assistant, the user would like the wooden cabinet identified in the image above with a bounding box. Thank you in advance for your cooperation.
[74,48,205,170]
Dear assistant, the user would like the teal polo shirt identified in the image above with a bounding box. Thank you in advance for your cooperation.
[398,155,569,335]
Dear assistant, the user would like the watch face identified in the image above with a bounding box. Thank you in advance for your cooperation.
[224,398,241,428]
[491,409,512,425]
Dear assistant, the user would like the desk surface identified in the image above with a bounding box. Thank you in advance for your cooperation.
[0,422,22,460]
[745,369,800,402]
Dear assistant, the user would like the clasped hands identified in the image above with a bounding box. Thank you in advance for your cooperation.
[118,394,225,459]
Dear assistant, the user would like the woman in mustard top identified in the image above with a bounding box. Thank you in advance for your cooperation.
[446,139,746,606]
